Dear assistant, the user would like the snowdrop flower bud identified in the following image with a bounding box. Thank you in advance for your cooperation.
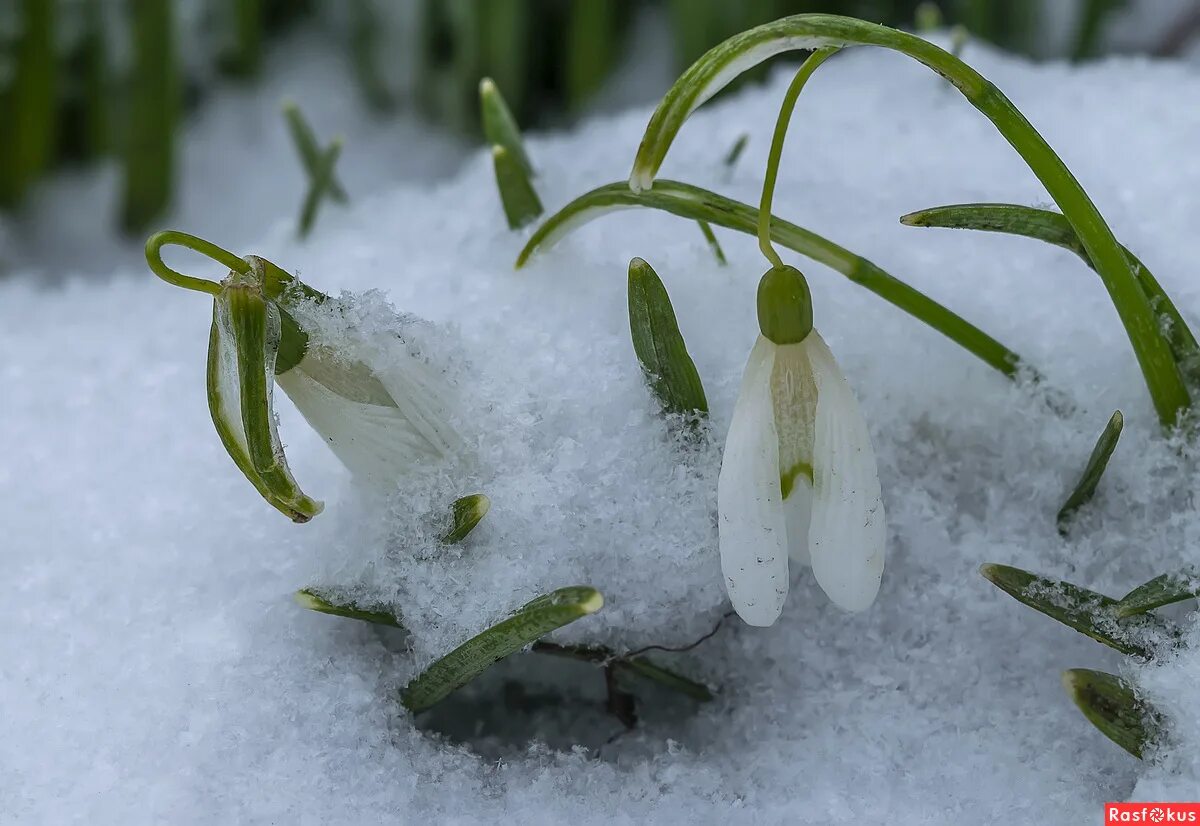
[717,265,886,626]
[208,257,463,521]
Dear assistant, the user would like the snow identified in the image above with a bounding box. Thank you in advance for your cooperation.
[4,37,1200,824]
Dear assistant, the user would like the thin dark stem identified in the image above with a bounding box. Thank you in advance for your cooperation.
[623,610,735,659]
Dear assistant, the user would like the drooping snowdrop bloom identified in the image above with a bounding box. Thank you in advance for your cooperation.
[718,265,885,626]
[206,255,463,522]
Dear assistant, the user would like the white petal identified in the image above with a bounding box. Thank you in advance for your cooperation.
[804,332,886,612]
[718,336,789,627]
[784,477,813,566]
[276,346,458,488]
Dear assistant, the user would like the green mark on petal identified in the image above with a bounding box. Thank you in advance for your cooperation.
[443,493,490,544]
[979,563,1176,658]
[1062,669,1157,759]
[492,145,542,229]
[295,588,403,627]
[1057,410,1123,532]
[1116,568,1200,617]
[627,257,708,417]
[780,461,814,499]
[402,586,603,713]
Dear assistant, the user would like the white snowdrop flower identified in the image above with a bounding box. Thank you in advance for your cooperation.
[208,256,463,521]
[718,265,886,626]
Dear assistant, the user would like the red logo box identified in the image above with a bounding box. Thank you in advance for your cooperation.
[1107,804,1200,824]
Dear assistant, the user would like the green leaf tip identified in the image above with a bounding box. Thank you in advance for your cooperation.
[1062,669,1156,759]
[628,257,708,417]
[1057,410,1123,531]
[479,76,533,177]
[979,563,1174,658]
[401,585,603,713]
[443,493,490,544]
[294,588,403,627]
[492,145,543,229]
[1117,568,1200,617]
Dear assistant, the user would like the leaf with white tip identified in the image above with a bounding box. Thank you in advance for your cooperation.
[491,144,542,229]
[444,493,490,543]
[479,77,533,176]
[402,586,604,712]
[295,588,403,627]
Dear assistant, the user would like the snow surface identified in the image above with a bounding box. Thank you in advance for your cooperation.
[4,40,1200,824]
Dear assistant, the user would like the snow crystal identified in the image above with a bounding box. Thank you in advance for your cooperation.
[4,36,1200,824]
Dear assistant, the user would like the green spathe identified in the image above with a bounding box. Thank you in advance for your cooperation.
[756,265,813,345]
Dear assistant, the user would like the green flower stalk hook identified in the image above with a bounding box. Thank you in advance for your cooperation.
[145,231,466,522]
[718,50,885,625]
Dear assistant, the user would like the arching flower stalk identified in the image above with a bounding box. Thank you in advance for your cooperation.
[146,231,463,522]
[718,47,885,626]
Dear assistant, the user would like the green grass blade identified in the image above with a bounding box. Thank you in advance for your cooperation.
[618,658,714,701]
[1057,410,1123,531]
[628,257,708,416]
[1062,669,1155,758]
[283,102,348,203]
[479,78,533,177]
[696,220,727,265]
[401,586,604,712]
[298,139,344,239]
[628,13,1189,428]
[0,0,57,205]
[564,0,618,111]
[443,493,490,543]
[122,0,180,233]
[1116,569,1200,617]
[518,180,1026,380]
[491,145,542,229]
[723,133,749,170]
[979,563,1174,658]
[295,588,404,627]
[900,203,1200,378]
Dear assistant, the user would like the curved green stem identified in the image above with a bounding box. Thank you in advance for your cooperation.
[759,48,838,268]
[629,14,1189,428]
[518,180,1025,380]
[145,230,249,295]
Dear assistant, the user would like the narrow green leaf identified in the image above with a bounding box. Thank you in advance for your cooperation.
[443,493,490,543]
[617,658,714,702]
[628,13,1189,429]
[479,78,533,177]
[979,563,1174,658]
[1057,410,1123,530]
[295,588,403,627]
[723,133,749,169]
[298,140,344,239]
[1062,669,1155,758]
[915,2,944,32]
[530,641,714,702]
[491,145,542,229]
[900,203,1200,378]
[121,0,180,233]
[1117,568,1200,617]
[518,180,1028,381]
[564,0,618,111]
[628,258,708,417]
[402,586,603,712]
[283,102,348,203]
[695,220,727,265]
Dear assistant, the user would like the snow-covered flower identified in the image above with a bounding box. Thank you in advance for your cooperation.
[208,257,462,522]
[718,265,886,626]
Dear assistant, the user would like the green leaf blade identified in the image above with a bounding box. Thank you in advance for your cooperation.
[402,586,604,713]
[1117,569,1200,617]
[492,145,542,229]
[479,77,533,176]
[979,563,1171,658]
[1057,410,1123,530]
[1062,669,1155,759]
[295,588,404,627]
[628,257,708,417]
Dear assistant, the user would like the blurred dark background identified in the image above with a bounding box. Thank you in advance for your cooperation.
[1,0,1198,269]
